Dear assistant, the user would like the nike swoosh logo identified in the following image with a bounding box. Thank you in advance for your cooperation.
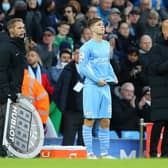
[16,53,19,56]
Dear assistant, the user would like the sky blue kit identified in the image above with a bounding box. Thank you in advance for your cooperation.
[79,39,117,119]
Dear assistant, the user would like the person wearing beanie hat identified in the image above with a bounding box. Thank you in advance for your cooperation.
[25,0,43,43]
[5,0,27,22]
[14,0,27,20]
[40,0,58,31]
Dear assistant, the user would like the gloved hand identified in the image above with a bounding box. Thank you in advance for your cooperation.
[8,93,18,102]
[8,91,21,103]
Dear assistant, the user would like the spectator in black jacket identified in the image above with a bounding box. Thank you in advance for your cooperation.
[119,46,146,99]
[138,34,153,86]
[110,82,140,137]
[25,0,43,43]
[63,4,83,45]
[40,0,59,31]
[54,47,84,146]
[138,86,151,122]
[0,18,26,157]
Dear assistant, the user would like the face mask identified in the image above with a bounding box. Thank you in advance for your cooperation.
[2,2,10,12]
[61,62,68,68]
[37,0,43,7]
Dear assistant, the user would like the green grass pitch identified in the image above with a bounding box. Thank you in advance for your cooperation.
[1,158,168,168]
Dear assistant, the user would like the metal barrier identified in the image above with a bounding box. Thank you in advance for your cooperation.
[139,118,145,158]
[139,119,164,158]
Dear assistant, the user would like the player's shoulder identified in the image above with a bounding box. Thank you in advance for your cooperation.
[102,39,110,45]
[80,39,109,49]
[84,39,95,46]
[80,39,93,50]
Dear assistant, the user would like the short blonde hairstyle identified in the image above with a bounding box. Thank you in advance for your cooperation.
[148,10,159,20]
[7,18,23,31]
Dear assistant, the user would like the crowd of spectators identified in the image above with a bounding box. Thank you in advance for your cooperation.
[1,0,168,143]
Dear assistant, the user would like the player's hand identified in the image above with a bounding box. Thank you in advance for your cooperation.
[98,80,107,86]
[115,77,118,84]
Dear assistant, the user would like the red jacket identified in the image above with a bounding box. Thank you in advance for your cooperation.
[41,67,55,95]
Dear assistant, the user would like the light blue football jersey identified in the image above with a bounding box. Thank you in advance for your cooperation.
[79,39,117,118]
[79,39,117,85]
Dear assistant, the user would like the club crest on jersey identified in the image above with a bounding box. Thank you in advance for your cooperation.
[79,52,84,62]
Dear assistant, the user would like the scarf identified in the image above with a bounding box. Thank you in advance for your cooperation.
[28,64,42,84]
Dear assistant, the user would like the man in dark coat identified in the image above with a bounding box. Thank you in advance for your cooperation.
[148,18,168,157]
[54,48,84,146]
[110,82,140,137]
[0,18,26,156]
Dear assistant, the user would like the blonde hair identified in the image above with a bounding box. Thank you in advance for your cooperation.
[7,18,23,31]
[148,10,159,20]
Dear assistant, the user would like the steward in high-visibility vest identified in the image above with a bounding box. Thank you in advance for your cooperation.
[22,69,50,124]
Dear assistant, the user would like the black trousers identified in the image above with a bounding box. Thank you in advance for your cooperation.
[150,120,168,157]
[0,104,7,157]
[62,111,84,146]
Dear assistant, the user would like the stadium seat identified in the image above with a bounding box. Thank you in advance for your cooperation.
[121,131,140,139]
[110,131,119,139]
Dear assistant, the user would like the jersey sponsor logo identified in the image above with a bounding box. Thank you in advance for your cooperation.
[79,52,84,62]
[15,52,19,57]
[91,57,108,64]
